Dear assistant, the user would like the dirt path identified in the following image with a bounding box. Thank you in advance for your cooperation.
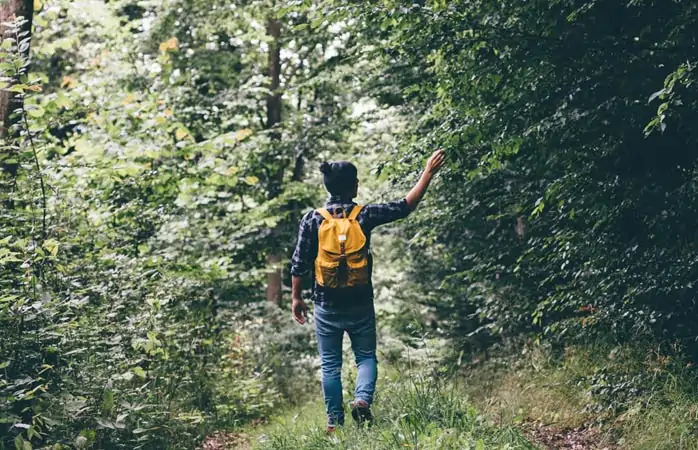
[198,432,251,450]
[522,421,616,450]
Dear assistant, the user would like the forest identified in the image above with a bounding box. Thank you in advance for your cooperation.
[2,0,698,449]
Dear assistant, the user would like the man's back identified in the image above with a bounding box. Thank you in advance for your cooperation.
[290,196,411,306]
[289,151,445,431]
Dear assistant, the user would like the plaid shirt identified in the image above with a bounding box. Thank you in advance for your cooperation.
[290,195,412,306]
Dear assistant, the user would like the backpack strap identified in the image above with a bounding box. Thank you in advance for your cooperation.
[316,208,333,221]
[348,205,363,221]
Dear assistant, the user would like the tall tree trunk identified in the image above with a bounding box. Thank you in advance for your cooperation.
[0,0,33,137]
[265,16,283,305]
[266,18,281,140]
[0,0,33,185]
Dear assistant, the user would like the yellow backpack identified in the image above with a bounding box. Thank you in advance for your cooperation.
[315,205,369,289]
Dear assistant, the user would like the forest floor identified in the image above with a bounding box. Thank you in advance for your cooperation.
[196,353,614,450]
[198,378,616,450]
[196,349,535,449]
[519,422,615,450]
[199,413,613,450]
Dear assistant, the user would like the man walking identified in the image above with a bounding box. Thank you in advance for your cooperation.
[290,150,446,431]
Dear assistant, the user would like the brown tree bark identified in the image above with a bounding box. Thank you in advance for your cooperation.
[266,18,281,137]
[265,16,284,305]
[0,0,33,177]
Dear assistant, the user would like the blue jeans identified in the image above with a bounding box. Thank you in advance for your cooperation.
[314,302,377,426]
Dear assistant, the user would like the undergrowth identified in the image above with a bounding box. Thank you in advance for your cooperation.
[462,342,698,450]
[250,367,536,450]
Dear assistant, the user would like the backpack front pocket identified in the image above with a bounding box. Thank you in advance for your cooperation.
[346,253,369,286]
[317,260,341,288]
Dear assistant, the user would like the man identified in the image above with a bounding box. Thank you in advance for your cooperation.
[290,149,446,431]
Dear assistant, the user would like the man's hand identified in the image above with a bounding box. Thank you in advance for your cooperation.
[425,149,446,177]
[292,298,309,325]
[405,149,447,210]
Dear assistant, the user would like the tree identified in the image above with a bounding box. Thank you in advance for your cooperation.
[265,14,284,304]
[0,0,33,178]
[357,0,698,355]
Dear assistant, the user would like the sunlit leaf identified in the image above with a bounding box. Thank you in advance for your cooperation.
[8,84,27,93]
[122,93,136,105]
[160,37,179,52]
[175,128,189,141]
[42,239,58,256]
[132,366,146,379]
[61,76,77,89]
[27,107,44,118]
[55,91,72,109]
[235,128,253,141]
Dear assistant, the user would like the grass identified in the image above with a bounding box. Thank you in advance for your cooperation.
[462,343,698,450]
[247,367,537,450]
[464,345,591,431]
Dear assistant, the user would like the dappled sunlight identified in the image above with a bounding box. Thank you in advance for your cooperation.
[2,0,698,449]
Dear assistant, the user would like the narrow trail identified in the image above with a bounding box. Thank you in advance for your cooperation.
[199,404,618,450]
[200,432,251,450]
[522,422,616,450]
[198,370,539,450]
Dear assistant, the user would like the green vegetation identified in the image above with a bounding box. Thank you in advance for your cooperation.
[465,343,698,450]
[253,365,535,450]
[3,0,698,449]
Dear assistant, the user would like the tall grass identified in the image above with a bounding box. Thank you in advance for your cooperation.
[252,367,536,450]
[463,343,698,450]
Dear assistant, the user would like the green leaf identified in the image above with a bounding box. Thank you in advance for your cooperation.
[101,390,114,413]
[55,91,73,109]
[235,128,252,141]
[132,366,146,379]
[311,17,324,29]
[14,435,31,450]
[175,128,189,141]
[27,107,45,118]
[8,84,28,93]
[95,417,115,429]
[34,15,48,27]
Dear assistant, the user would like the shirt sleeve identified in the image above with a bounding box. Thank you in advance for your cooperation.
[362,198,412,231]
[290,211,317,278]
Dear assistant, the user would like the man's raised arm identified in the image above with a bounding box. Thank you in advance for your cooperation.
[405,149,446,210]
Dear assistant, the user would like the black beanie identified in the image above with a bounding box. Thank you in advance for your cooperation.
[319,161,358,196]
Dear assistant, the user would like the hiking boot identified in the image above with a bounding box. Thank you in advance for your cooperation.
[326,425,337,434]
[350,399,373,427]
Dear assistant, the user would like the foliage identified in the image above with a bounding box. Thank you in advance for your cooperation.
[6,0,698,447]
[0,0,356,447]
[353,0,698,359]
[464,342,698,449]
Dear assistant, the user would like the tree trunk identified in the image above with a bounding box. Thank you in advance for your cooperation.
[266,18,281,138]
[0,0,33,177]
[265,16,283,305]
